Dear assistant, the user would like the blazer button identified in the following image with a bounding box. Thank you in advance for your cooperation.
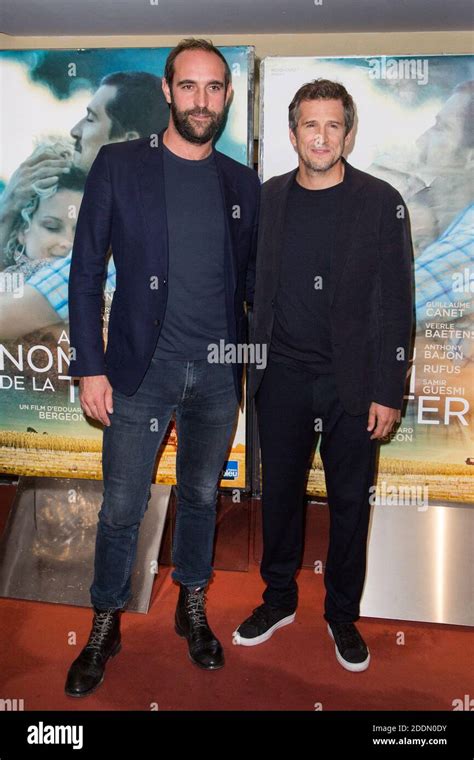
[154,318,160,326]
[271,299,275,307]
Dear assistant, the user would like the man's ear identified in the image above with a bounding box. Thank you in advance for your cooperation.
[344,127,354,150]
[289,127,297,151]
[225,83,233,107]
[161,76,171,105]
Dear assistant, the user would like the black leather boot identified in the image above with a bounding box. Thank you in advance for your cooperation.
[65,606,122,697]
[175,584,224,670]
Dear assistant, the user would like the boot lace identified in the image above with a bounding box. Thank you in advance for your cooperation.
[86,610,116,651]
[186,589,208,629]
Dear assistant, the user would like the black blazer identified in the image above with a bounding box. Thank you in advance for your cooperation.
[248,158,413,415]
[68,130,260,406]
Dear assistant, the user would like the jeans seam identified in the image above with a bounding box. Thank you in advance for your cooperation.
[181,361,190,401]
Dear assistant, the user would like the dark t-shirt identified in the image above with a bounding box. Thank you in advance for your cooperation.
[269,173,345,374]
[154,143,228,360]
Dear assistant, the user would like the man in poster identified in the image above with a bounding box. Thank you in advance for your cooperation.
[233,80,413,671]
[0,71,168,336]
[65,38,259,696]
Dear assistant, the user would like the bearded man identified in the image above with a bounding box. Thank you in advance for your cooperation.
[65,38,260,696]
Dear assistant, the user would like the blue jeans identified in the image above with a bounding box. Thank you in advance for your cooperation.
[90,353,238,610]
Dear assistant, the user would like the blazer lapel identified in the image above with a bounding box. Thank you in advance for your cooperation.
[137,130,169,271]
[214,153,240,286]
[268,168,297,300]
[329,158,368,305]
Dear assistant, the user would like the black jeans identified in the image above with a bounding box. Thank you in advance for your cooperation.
[256,358,378,622]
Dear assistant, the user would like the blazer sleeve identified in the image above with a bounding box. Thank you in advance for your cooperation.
[68,145,113,378]
[372,186,414,410]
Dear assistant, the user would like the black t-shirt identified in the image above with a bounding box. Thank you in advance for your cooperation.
[154,143,228,360]
[269,173,345,374]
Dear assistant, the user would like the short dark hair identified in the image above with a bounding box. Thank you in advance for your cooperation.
[100,71,169,138]
[56,165,87,193]
[288,79,355,136]
[164,38,231,92]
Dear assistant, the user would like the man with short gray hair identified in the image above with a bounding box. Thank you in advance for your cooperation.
[233,79,413,672]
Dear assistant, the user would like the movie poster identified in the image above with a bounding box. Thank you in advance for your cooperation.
[0,46,254,488]
[259,54,473,503]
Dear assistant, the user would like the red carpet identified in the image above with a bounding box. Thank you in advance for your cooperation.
[0,561,472,711]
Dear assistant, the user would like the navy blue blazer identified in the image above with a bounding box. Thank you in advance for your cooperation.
[68,130,260,405]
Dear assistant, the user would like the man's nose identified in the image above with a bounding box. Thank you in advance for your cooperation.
[194,88,209,109]
[70,119,83,139]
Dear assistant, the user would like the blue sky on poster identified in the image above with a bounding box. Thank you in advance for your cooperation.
[260,54,473,180]
[0,46,252,186]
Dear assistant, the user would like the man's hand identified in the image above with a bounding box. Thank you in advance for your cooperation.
[0,150,72,221]
[79,375,114,427]
[367,402,400,440]
[0,149,72,265]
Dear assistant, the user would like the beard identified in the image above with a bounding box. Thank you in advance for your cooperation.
[170,98,226,145]
[301,148,343,174]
